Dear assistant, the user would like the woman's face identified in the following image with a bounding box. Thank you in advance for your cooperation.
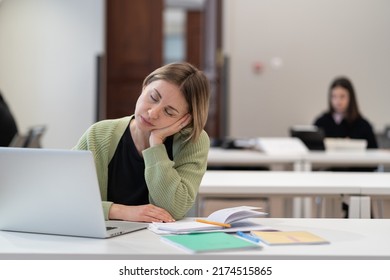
[134,79,189,132]
[330,86,350,114]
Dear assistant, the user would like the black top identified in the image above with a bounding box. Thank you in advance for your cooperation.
[314,112,378,172]
[314,112,378,149]
[107,124,173,205]
[0,93,18,147]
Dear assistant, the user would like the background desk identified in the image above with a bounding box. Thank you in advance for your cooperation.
[208,148,390,172]
[207,147,303,171]
[1,218,389,260]
[302,150,390,171]
[206,148,390,218]
[301,150,390,217]
[198,171,390,218]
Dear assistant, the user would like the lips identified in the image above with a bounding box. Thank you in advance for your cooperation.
[140,116,154,127]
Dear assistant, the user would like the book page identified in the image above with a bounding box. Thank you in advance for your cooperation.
[151,221,222,233]
[207,206,265,223]
[149,220,275,235]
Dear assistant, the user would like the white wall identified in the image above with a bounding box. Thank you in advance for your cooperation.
[0,0,104,148]
[1,1,388,145]
[224,0,390,138]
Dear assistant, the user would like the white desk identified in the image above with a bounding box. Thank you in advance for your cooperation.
[1,218,390,259]
[302,150,390,171]
[207,147,303,171]
[198,171,390,218]
[207,148,390,217]
[301,150,390,216]
[208,148,390,171]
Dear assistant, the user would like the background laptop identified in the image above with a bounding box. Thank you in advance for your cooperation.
[0,147,147,238]
[290,125,325,151]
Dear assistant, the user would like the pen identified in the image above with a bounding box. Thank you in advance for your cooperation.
[237,231,260,243]
[195,219,231,228]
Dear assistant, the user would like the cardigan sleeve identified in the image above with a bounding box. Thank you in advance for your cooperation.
[142,130,210,220]
[72,117,131,220]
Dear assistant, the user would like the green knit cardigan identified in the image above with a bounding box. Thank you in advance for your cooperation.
[73,116,210,220]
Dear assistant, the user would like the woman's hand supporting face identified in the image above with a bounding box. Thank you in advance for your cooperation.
[108,203,175,223]
[149,114,192,147]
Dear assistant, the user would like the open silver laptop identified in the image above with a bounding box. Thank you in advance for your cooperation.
[0,147,147,238]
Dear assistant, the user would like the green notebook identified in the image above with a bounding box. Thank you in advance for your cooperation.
[161,232,261,253]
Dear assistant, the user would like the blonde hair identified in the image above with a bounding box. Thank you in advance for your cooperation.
[143,62,210,142]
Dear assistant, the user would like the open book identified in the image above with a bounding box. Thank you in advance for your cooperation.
[150,206,268,234]
[205,205,267,223]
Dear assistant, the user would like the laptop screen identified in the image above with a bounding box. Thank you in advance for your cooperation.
[290,125,325,151]
[0,147,109,238]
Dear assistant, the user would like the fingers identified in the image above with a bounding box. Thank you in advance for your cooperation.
[139,204,175,223]
[167,113,191,132]
[149,114,192,146]
[179,114,192,129]
[109,203,175,223]
[122,204,175,223]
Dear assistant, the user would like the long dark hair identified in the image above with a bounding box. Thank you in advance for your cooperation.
[328,76,361,123]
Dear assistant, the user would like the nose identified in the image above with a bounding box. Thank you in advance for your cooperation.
[148,106,160,119]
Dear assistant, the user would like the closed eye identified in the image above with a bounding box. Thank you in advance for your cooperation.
[150,92,159,102]
[164,108,175,117]
[152,88,180,117]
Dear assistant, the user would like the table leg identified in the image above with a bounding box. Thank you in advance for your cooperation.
[360,196,371,219]
[349,196,361,218]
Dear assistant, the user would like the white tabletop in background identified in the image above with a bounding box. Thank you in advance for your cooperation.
[303,149,390,166]
[199,171,390,196]
[207,148,390,171]
[207,148,300,166]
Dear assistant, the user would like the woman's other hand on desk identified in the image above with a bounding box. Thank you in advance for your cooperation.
[108,203,175,223]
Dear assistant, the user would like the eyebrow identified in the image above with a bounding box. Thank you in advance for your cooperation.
[153,88,180,114]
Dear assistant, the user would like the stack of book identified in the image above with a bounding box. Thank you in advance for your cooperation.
[152,206,268,253]
[150,206,329,254]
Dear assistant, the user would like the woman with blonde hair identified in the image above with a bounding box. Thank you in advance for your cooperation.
[74,62,210,222]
